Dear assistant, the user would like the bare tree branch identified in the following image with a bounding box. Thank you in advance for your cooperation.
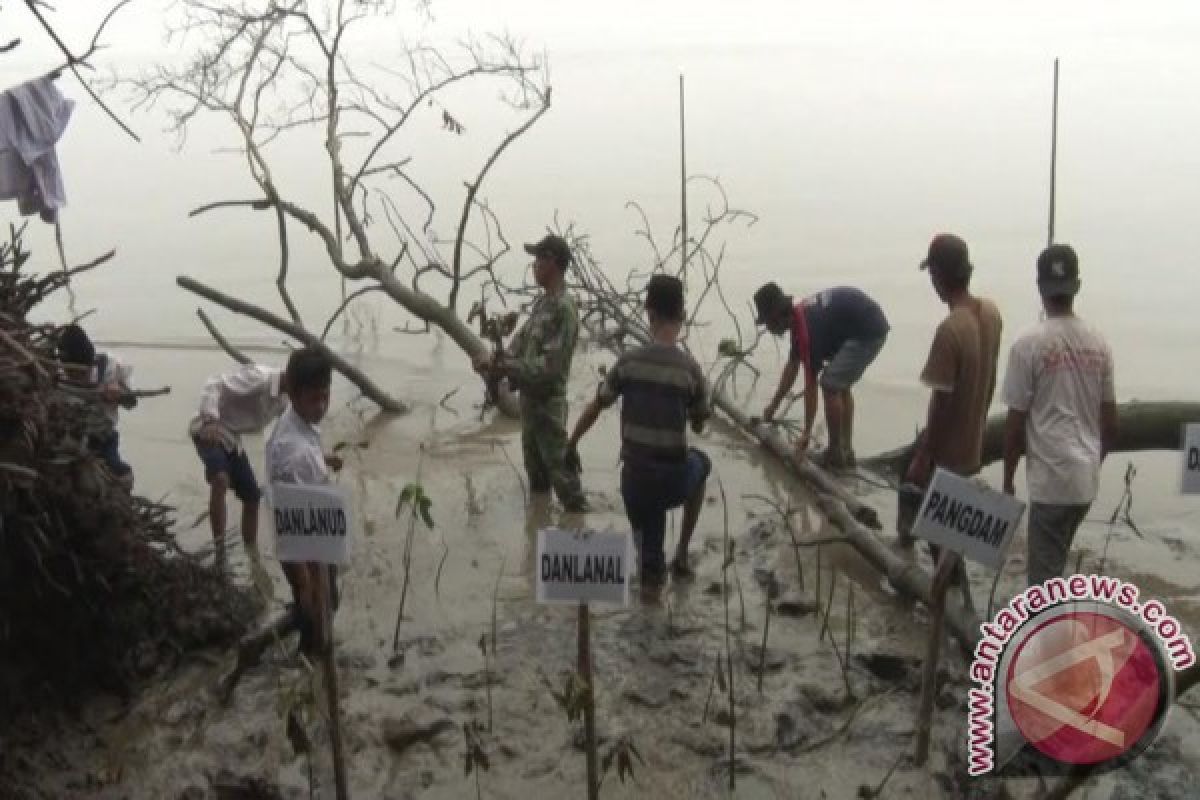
[20,0,141,142]
[195,307,250,365]
[448,87,550,311]
[178,274,407,413]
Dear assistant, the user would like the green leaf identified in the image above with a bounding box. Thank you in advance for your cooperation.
[418,495,434,529]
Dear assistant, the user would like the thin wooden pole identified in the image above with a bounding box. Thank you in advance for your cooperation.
[578,603,599,800]
[1048,57,1060,248]
[317,568,350,800]
[679,73,688,275]
[915,552,959,765]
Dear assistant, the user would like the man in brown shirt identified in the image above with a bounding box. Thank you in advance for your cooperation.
[906,233,1003,486]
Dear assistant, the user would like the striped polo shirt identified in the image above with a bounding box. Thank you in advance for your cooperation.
[597,341,710,466]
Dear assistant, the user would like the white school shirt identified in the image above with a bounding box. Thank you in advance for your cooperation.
[0,76,73,222]
[1002,315,1115,505]
[188,364,286,451]
[265,406,329,487]
[93,352,133,425]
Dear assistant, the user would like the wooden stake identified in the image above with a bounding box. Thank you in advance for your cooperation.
[316,567,350,800]
[914,552,959,766]
[578,603,599,800]
[758,588,771,694]
[1048,57,1060,247]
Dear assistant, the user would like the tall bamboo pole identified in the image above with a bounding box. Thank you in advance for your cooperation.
[1048,58,1060,247]
[679,74,689,275]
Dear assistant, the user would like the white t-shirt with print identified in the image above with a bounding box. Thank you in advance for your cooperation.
[1002,315,1115,504]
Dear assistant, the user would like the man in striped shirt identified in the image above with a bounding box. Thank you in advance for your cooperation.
[568,275,711,593]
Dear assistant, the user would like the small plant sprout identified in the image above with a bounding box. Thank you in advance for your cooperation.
[599,735,645,788]
[392,456,435,654]
[463,719,490,800]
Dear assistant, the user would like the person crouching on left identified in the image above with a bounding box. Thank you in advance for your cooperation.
[57,323,137,489]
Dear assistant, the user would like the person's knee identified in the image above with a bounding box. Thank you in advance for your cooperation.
[209,471,231,495]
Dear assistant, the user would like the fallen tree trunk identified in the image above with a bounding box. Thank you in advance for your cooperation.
[862,401,1200,479]
[179,275,521,418]
[714,387,881,530]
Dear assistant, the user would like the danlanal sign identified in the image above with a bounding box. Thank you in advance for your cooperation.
[536,528,632,608]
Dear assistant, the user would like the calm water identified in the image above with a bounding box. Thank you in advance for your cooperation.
[13,2,1200,393]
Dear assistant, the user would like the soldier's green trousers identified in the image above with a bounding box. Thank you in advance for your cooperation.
[520,393,586,511]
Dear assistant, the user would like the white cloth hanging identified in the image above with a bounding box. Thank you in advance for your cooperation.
[0,75,74,223]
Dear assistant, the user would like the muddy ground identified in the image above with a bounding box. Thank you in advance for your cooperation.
[5,338,1200,799]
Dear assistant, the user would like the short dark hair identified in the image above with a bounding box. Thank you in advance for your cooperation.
[285,347,333,394]
[57,324,95,366]
[645,274,685,322]
[931,261,972,293]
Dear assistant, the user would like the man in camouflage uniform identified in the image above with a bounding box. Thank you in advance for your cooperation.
[473,233,588,512]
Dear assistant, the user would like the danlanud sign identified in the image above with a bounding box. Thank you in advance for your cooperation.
[911,468,1025,570]
[536,528,631,607]
[270,482,352,565]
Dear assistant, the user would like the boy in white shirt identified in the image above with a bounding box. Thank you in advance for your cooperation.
[265,347,342,652]
[189,362,288,567]
[57,324,137,489]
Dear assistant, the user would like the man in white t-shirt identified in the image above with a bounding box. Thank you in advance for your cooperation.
[1002,244,1117,586]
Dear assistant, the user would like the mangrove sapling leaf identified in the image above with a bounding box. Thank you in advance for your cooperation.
[463,720,490,775]
[542,670,591,723]
[600,735,645,786]
[396,482,435,529]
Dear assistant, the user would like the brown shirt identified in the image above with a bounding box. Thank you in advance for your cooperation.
[919,297,1003,475]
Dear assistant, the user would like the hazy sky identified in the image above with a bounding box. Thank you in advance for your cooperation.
[5,1,1200,401]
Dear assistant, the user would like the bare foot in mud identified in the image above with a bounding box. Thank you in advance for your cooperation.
[669,557,695,581]
[640,572,666,604]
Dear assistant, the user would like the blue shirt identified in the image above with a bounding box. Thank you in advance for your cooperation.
[790,287,889,370]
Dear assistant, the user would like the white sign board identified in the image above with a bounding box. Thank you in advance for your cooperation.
[911,468,1025,570]
[270,483,352,565]
[1182,424,1200,494]
[536,528,632,607]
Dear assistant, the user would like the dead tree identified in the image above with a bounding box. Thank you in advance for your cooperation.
[862,401,1200,480]
[129,1,552,414]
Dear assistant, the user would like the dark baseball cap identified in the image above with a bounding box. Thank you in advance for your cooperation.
[753,282,791,325]
[1036,243,1080,297]
[524,234,572,269]
[919,233,972,279]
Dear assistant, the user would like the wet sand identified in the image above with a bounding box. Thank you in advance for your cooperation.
[11,332,1200,799]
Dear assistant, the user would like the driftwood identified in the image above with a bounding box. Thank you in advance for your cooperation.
[862,402,1200,478]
